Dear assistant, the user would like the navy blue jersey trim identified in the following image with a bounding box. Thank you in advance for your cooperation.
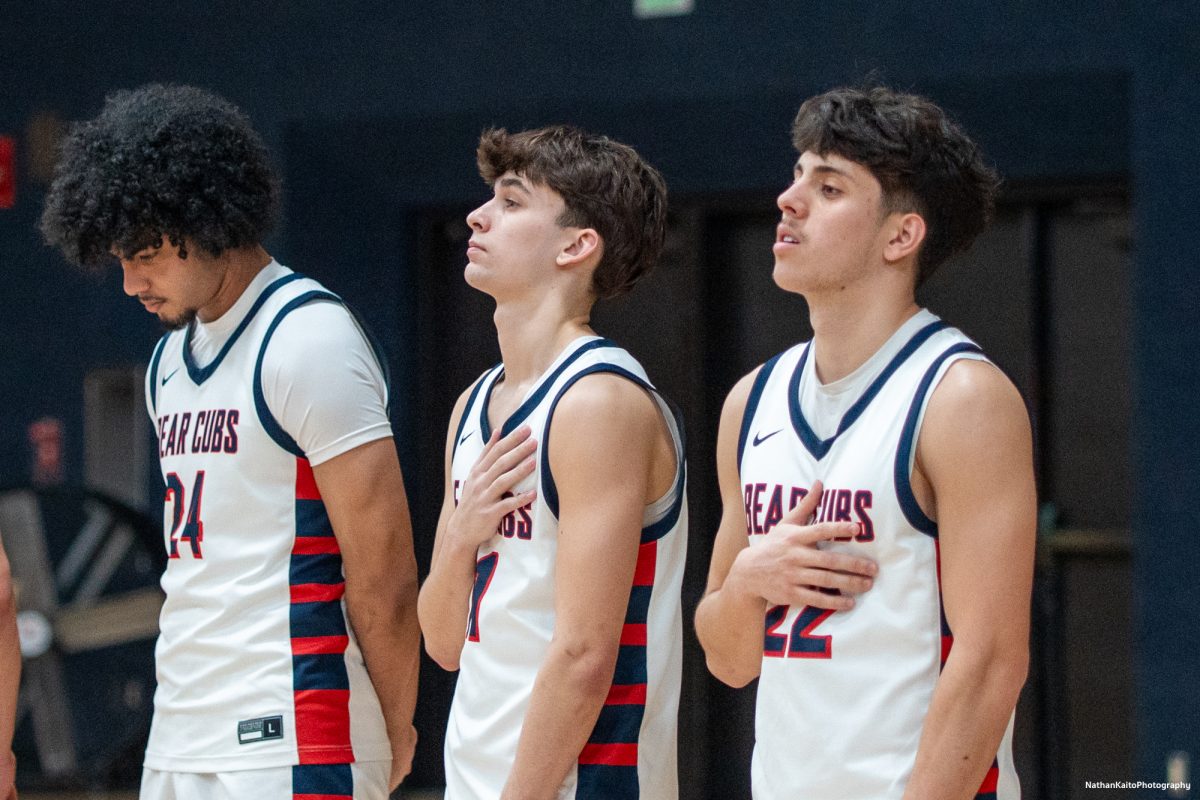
[736,354,784,474]
[452,367,498,462]
[893,342,984,537]
[478,338,615,440]
[183,272,307,385]
[540,364,686,544]
[789,320,950,460]
[147,333,171,415]
[252,290,344,457]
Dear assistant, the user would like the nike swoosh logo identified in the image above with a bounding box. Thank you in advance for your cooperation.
[161,368,180,386]
[459,431,474,446]
[753,429,782,446]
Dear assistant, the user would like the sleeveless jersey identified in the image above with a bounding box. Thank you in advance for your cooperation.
[738,316,1019,800]
[443,336,687,800]
[142,272,392,772]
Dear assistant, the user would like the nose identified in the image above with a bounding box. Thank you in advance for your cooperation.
[776,180,808,219]
[120,259,148,297]
[466,202,489,232]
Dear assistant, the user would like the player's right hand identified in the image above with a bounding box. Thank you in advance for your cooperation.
[726,481,877,610]
[447,425,538,550]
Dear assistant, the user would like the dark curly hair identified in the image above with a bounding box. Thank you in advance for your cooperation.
[476,125,667,301]
[791,86,1000,285]
[40,83,280,268]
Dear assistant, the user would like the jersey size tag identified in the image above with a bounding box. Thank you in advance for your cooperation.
[237,715,284,744]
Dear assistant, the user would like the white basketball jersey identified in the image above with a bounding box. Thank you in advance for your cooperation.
[739,314,1019,800]
[444,336,687,800]
[142,272,391,772]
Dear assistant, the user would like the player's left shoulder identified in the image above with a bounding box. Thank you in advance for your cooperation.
[921,358,1032,459]
[550,371,661,440]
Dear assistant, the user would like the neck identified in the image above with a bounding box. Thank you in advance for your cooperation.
[197,245,273,323]
[493,293,594,387]
[806,277,920,384]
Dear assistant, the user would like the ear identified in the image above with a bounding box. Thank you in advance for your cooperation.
[556,228,602,268]
[882,212,926,264]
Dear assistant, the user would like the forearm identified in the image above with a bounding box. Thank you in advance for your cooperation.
[345,572,420,754]
[502,641,615,800]
[0,576,17,755]
[416,536,478,670]
[902,645,1027,800]
[695,568,766,687]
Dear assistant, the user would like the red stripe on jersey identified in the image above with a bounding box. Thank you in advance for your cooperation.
[296,458,322,501]
[291,582,346,604]
[619,623,647,646]
[605,683,647,705]
[295,689,353,763]
[294,537,341,555]
[941,634,954,663]
[292,636,350,655]
[632,541,657,586]
[579,742,639,767]
[294,795,352,800]
[978,765,1000,793]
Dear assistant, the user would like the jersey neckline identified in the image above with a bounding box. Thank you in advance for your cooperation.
[182,272,308,386]
[787,319,949,460]
[477,336,613,441]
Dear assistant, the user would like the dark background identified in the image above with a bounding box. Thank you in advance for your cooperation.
[2,2,1197,797]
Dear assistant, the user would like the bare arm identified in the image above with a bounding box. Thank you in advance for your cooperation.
[901,360,1036,800]
[0,535,19,798]
[501,376,671,800]
[313,437,419,790]
[418,385,537,671]
[695,370,875,687]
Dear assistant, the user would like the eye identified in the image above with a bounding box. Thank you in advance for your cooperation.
[503,197,519,209]
[821,184,842,197]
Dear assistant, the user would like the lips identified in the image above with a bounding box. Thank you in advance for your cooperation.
[467,239,486,254]
[775,225,801,245]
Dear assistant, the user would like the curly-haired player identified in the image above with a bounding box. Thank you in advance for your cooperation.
[41,84,420,800]
[696,86,1035,799]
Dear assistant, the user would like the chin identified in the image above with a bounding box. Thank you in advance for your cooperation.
[159,308,197,331]
[772,261,807,294]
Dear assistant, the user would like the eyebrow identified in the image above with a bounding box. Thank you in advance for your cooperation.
[794,161,854,180]
[497,176,532,194]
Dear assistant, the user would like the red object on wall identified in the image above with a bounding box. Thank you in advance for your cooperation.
[0,136,14,209]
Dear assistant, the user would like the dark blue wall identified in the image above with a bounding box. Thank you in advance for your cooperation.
[2,0,1194,789]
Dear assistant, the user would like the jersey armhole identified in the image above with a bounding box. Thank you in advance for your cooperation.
[451,367,499,462]
[893,343,986,537]
[736,353,784,474]
[147,333,171,416]
[539,365,686,543]
[253,290,344,457]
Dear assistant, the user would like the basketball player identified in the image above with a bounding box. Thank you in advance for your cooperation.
[417,126,686,800]
[1,534,17,799]
[695,86,1036,799]
[40,85,419,799]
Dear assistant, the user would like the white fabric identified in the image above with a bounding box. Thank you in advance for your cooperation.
[140,761,390,800]
[802,308,938,438]
[443,337,686,800]
[739,313,1018,800]
[183,260,391,467]
[141,266,392,771]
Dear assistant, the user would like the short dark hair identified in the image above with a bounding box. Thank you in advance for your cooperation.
[41,83,280,268]
[791,86,1000,285]
[476,125,667,301]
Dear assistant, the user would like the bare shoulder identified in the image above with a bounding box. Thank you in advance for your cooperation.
[920,358,1033,470]
[926,359,1029,428]
[720,365,764,428]
[550,371,660,436]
